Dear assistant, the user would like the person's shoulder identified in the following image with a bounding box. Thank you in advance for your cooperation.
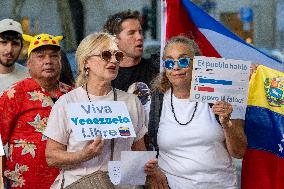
[1,78,32,98]
[59,82,73,94]
[12,78,33,89]
[116,88,139,102]
[14,63,27,69]
[116,88,135,97]
[115,89,143,111]
[58,87,83,102]
[14,63,29,74]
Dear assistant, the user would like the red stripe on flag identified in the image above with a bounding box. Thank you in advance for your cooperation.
[165,0,221,58]
[198,86,214,92]
[241,149,284,189]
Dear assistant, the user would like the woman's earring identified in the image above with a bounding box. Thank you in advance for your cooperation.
[85,68,89,77]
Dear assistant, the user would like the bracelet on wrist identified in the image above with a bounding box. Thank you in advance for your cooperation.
[221,120,233,129]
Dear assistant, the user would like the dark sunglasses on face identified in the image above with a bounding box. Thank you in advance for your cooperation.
[92,50,124,62]
[163,57,191,70]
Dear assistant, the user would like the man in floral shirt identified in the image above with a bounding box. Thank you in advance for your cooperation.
[0,33,72,189]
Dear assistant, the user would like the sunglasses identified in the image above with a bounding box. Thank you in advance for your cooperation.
[92,50,124,62]
[163,57,191,70]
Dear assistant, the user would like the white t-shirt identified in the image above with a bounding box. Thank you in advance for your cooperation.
[0,63,29,94]
[44,87,147,189]
[157,90,243,189]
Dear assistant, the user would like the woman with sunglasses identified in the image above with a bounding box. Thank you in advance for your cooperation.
[148,36,247,189]
[44,32,159,189]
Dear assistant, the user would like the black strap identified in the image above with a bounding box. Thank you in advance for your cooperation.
[61,174,64,189]
[113,87,117,101]
[110,88,117,161]
[110,138,114,161]
[148,92,164,152]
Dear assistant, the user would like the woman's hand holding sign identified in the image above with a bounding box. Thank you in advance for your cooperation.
[142,159,170,188]
[81,136,104,161]
[212,101,233,129]
[144,159,158,175]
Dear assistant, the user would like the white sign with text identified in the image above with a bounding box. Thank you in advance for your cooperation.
[66,101,136,141]
[108,151,156,185]
[190,56,251,106]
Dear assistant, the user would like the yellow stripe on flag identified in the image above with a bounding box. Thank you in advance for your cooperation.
[248,65,284,115]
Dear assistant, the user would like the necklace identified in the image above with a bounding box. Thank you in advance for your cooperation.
[85,83,116,102]
[85,83,116,155]
[170,89,198,126]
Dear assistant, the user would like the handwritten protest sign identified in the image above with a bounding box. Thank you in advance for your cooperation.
[108,151,156,185]
[190,56,250,106]
[66,101,136,141]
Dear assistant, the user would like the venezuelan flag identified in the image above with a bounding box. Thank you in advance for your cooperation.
[241,65,284,189]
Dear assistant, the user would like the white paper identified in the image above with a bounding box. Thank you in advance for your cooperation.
[0,135,5,156]
[108,161,121,185]
[190,56,251,107]
[66,101,136,141]
[108,151,156,185]
[120,151,156,185]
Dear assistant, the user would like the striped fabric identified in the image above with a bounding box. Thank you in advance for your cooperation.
[242,65,284,189]
[161,0,284,72]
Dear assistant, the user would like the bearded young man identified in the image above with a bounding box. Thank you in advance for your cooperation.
[0,18,28,94]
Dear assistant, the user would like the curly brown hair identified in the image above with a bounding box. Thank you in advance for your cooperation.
[103,10,141,36]
[151,35,202,94]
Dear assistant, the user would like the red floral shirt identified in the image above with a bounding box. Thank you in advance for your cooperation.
[0,78,72,189]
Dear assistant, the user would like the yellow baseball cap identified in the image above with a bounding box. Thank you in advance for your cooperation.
[23,33,63,56]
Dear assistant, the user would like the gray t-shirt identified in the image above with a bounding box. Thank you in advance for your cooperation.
[0,63,29,95]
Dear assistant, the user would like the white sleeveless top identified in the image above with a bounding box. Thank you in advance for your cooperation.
[157,90,242,189]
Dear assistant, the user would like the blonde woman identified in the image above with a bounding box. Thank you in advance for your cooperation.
[44,32,158,189]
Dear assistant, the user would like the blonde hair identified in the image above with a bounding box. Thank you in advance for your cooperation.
[151,35,201,93]
[75,32,116,87]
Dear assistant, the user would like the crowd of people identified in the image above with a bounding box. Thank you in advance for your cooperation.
[0,9,249,189]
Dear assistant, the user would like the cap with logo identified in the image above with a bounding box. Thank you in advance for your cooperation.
[0,18,23,34]
[22,33,63,56]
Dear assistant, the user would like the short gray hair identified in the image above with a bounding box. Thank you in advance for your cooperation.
[163,35,201,59]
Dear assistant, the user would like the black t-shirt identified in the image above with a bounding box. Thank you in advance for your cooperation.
[112,58,159,92]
